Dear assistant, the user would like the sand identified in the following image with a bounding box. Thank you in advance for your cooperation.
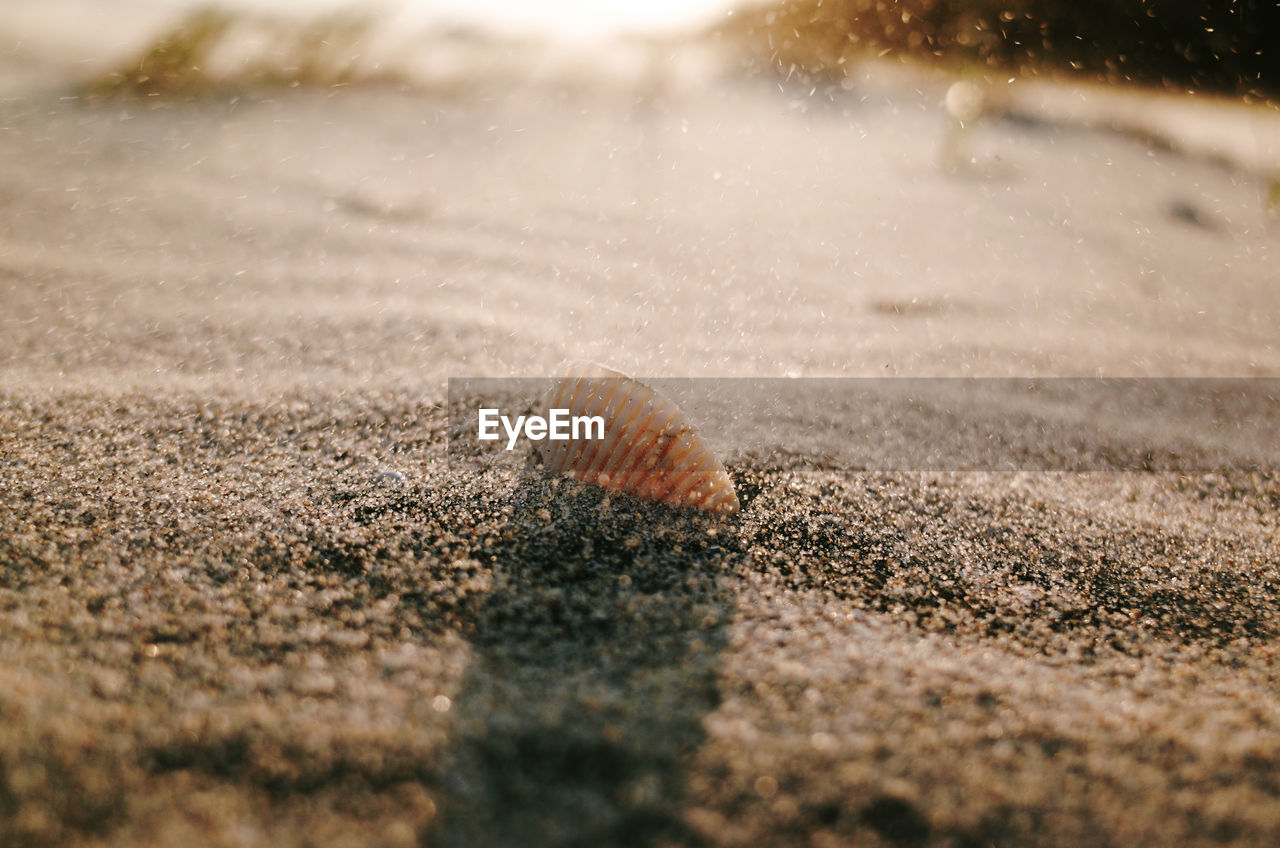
[3,52,1280,847]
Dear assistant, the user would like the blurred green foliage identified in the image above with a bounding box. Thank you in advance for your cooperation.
[82,7,384,99]
[726,0,1280,100]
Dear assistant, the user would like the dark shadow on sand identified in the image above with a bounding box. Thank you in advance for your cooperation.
[429,469,737,847]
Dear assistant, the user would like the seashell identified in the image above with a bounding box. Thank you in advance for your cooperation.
[539,363,739,514]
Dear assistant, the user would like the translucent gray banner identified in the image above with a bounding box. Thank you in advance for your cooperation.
[447,378,1280,472]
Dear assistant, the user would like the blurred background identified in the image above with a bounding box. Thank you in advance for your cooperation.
[3,0,1277,98]
[1,0,1278,380]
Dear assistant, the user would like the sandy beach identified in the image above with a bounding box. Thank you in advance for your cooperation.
[3,23,1280,846]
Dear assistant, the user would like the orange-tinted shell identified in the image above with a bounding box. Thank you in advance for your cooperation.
[539,364,739,514]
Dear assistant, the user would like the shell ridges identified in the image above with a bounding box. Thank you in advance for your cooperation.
[539,364,739,514]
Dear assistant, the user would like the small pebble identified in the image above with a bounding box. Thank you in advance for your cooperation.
[374,469,407,487]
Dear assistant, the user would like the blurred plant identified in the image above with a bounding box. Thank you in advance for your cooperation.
[83,8,232,97]
[721,0,1280,101]
[82,6,391,99]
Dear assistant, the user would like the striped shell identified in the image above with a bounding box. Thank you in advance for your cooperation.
[539,364,739,514]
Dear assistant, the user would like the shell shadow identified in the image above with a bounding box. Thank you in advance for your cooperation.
[429,468,737,847]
